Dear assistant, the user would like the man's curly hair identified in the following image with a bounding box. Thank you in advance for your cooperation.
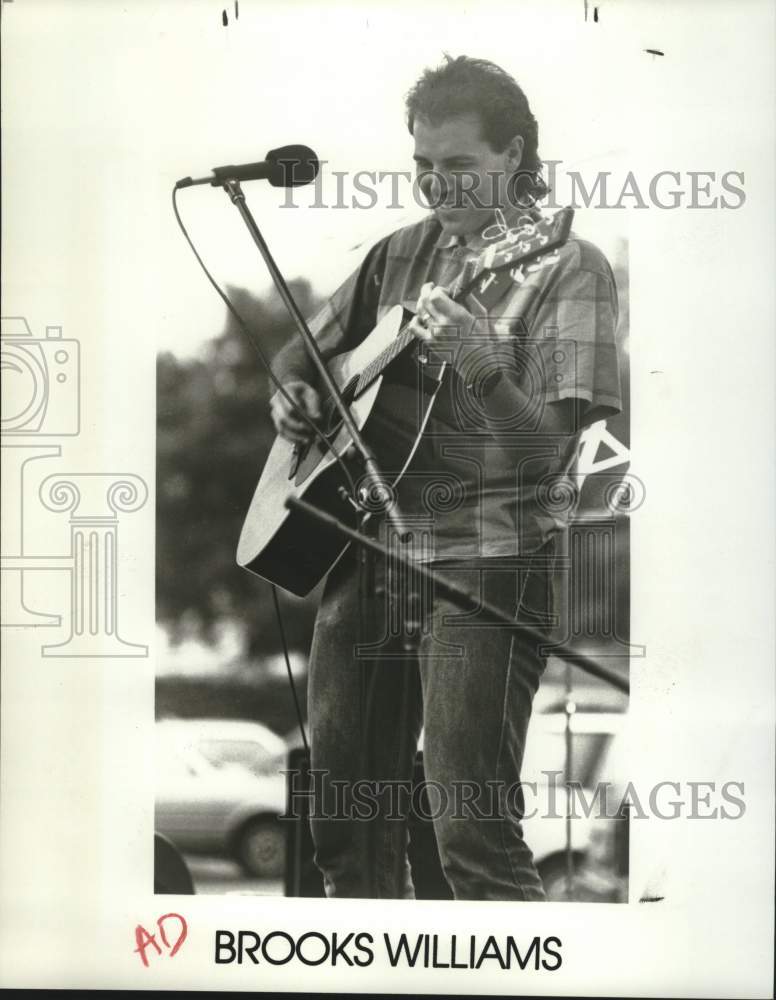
[405,55,549,204]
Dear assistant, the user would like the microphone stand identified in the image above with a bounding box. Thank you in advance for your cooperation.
[218,178,414,898]
[220,180,406,539]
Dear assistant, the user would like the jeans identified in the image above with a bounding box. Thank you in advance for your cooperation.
[306,538,557,900]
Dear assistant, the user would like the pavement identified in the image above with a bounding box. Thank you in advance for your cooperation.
[184,855,284,896]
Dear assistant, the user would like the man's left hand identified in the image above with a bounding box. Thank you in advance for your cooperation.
[409,282,476,342]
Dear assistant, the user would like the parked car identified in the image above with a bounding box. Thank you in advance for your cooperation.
[155,708,625,896]
[154,722,286,877]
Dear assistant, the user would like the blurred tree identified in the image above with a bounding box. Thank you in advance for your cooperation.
[156,281,323,662]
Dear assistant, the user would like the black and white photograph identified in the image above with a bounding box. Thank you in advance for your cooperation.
[1,1,774,995]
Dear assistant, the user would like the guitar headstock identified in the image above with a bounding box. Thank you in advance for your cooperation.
[487,206,573,268]
[453,207,574,307]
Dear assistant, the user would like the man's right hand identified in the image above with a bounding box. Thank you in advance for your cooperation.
[270,380,323,444]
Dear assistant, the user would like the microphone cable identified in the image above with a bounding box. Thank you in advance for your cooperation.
[271,583,309,757]
[171,184,361,759]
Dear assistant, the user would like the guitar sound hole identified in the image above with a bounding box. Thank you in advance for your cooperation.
[322,378,357,437]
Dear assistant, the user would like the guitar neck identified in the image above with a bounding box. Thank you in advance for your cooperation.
[353,324,416,396]
[351,207,573,397]
[350,271,477,396]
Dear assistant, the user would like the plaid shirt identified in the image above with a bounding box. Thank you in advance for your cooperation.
[272,206,622,560]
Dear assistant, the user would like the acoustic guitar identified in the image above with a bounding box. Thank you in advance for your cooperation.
[237,207,574,596]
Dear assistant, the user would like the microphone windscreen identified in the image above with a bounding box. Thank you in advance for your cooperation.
[265,144,320,188]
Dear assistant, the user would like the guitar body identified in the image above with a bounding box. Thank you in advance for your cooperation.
[237,305,436,596]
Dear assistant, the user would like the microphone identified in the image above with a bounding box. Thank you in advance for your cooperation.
[176,144,319,190]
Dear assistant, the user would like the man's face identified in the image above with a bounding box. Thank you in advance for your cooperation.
[412,113,522,238]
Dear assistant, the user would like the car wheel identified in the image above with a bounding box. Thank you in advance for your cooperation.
[237,817,285,878]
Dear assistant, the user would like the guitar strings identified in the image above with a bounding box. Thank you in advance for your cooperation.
[171,186,357,494]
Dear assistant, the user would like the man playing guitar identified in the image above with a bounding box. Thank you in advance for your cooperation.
[268,55,622,900]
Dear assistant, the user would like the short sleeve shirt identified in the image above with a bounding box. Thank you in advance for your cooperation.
[272,207,622,560]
